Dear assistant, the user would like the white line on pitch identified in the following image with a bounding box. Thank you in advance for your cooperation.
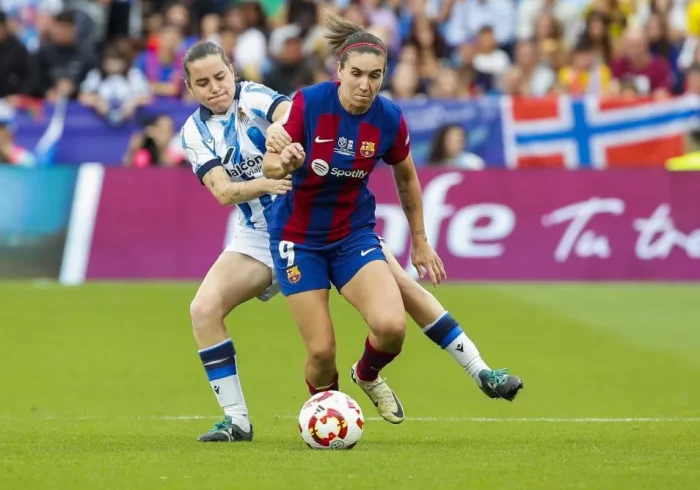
[2,415,699,423]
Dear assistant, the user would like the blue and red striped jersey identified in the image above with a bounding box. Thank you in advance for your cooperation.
[267,81,411,247]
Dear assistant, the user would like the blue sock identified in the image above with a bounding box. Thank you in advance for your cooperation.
[422,312,489,380]
[198,338,249,423]
[422,312,463,348]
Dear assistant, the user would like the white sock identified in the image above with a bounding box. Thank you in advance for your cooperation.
[199,338,251,431]
[422,312,490,384]
[444,333,490,383]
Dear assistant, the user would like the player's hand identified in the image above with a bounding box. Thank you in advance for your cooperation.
[280,143,305,173]
[266,122,292,153]
[262,175,292,195]
[411,240,447,287]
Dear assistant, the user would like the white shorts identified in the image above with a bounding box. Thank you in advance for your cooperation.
[224,227,280,302]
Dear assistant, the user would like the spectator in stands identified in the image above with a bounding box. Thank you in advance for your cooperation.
[299,2,335,59]
[200,12,222,45]
[453,42,482,94]
[500,40,556,96]
[263,23,314,97]
[428,124,485,170]
[343,2,369,28]
[79,44,152,126]
[143,9,163,52]
[223,4,267,82]
[429,66,470,99]
[407,15,448,82]
[436,0,516,52]
[683,63,700,94]
[518,0,583,48]
[134,23,183,98]
[0,100,35,166]
[636,0,686,43]
[0,0,63,52]
[585,0,633,42]
[581,11,613,63]
[533,12,569,71]
[162,1,197,52]
[611,27,672,97]
[32,9,97,100]
[123,114,184,168]
[558,38,612,95]
[218,26,236,61]
[679,0,700,72]
[0,9,32,98]
[645,11,682,92]
[363,0,400,53]
[471,26,511,93]
[398,42,420,65]
[387,61,425,100]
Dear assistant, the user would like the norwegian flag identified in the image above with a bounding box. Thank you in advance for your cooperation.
[501,95,700,169]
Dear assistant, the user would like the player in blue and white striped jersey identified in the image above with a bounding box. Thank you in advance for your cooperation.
[180,41,292,443]
[181,39,523,444]
[181,81,288,231]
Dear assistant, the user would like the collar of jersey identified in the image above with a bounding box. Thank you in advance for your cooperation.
[198,83,241,122]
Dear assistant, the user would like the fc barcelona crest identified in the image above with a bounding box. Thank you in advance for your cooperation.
[286,266,301,283]
[360,141,375,158]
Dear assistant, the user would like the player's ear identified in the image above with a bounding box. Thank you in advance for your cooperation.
[184,78,194,97]
[336,60,342,80]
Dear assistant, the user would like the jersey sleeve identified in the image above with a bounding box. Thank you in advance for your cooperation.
[240,82,291,124]
[383,113,411,165]
[280,89,305,144]
[180,117,222,184]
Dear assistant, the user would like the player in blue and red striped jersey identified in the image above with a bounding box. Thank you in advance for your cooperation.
[262,13,447,424]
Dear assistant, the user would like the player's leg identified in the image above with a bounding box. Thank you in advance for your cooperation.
[271,239,339,394]
[190,250,273,442]
[284,289,339,394]
[381,241,524,401]
[332,235,407,424]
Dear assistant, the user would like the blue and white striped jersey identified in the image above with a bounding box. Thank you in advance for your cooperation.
[181,81,289,231]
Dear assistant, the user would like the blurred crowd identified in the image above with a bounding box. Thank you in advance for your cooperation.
[2,0,700,168]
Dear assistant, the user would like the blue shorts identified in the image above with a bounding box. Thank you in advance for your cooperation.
[270,228,386,296]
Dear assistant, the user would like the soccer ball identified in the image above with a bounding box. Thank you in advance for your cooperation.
[298,390,364,450]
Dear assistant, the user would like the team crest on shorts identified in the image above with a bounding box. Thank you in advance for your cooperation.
[360,141,375,158]
[286,266,301,283]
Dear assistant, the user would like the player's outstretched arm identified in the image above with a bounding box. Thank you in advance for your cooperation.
[202,166,291,205]
[265,101,292,153]
[391,154,447,286]
[262,143,306,179]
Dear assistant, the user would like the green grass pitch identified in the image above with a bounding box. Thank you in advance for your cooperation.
[1,282,699,489]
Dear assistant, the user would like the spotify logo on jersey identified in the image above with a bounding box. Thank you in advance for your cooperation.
[311,159,329,176]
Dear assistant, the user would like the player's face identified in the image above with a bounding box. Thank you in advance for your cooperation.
[338,52,385,110]
[186,55,236,115]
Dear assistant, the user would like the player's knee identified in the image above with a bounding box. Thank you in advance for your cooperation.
[189,295,225,330]
[306,339,336,371]
[369,314,406,346]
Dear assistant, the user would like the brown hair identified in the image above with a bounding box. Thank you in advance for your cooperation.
[324,11,387,68]
[182,40,233,85]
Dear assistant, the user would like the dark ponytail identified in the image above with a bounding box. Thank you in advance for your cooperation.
[324,10,387,67]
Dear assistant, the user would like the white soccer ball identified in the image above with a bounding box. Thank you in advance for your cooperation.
[298,390,364,450]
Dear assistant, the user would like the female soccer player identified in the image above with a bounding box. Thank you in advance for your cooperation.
[262,13,525,425]
[182,38,522,441]
[180,41,294,442]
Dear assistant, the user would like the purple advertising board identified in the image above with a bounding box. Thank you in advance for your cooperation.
[85,168,700,281]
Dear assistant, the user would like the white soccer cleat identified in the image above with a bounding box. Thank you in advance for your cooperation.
[350,362,405,424]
